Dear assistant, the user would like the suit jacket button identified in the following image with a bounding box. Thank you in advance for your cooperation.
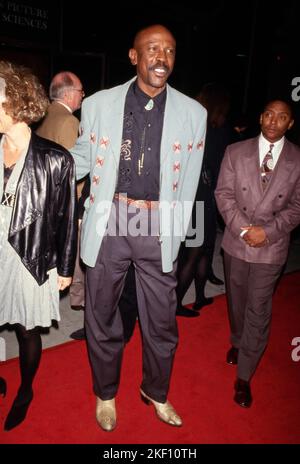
[243,207,247,211]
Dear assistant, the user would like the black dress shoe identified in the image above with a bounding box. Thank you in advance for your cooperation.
[208,274,224,285]
[70,328,86,340]
[0,377,7,397]
[4,389,33,431]
[226,346,239,365]
[192,297,214,311]
[176,306,200,318]
[71,305,85,311]
[234,378,252,408]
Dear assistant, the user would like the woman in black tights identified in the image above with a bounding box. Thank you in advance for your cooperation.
[0,61,77,430]
[176,83,230,317]
[176,151,216,316]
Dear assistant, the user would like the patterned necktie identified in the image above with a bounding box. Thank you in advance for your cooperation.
[261,143,274,191]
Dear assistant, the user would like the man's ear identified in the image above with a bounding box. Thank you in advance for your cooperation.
[129,48,137,66]
[288,119,294,130]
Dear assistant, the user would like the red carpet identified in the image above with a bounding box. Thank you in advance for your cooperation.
[0,272,299,444]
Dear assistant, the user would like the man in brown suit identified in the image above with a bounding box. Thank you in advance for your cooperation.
[37,72,86,338]
[36,71,84,149]
[215,100,300,408]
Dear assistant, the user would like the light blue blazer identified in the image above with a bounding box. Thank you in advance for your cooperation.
[71,78,207,272]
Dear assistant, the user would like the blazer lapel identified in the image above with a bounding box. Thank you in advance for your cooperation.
[160,85,188,166]
[242,137,263,202]
[265,139,294,191]
[101,79,135,168]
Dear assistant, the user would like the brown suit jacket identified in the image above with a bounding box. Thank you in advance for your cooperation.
[215,136,300,265]
[36,101,84,197]
[36,101,79,150]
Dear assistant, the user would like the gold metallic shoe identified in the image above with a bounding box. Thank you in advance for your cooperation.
[140,389,182,427]
[95,397,117,432]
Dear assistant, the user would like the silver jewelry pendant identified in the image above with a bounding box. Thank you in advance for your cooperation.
[144,99,154,111]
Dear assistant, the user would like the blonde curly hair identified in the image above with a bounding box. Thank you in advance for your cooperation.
[0,60,49,124]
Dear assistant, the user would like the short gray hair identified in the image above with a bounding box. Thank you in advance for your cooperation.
[49,71,75,100]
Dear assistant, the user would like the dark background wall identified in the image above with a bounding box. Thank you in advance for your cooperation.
[1,0,300,140]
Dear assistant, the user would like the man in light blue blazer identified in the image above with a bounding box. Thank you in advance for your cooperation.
[71,24,207,431]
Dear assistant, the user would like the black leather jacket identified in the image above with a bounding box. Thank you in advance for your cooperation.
[6,133,78,285]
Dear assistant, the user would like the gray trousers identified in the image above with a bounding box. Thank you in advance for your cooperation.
[85,200,178,402]
[69,221,85,307]
[224,251,282,381]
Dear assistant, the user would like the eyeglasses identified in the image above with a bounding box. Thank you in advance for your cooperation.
[70,88,85,96]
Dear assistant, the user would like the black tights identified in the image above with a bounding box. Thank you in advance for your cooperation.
[176,244,209,307]
[14,324,42,398]
[4,324,42,430]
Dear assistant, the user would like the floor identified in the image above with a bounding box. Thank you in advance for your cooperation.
[1,229,300,360]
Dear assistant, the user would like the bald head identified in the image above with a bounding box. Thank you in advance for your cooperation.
[50,72,81,100]
[133,24,176,50]
[49,71,84,112]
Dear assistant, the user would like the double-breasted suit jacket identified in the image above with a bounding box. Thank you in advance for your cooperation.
[71,78,207,272]
[215,136,300,265]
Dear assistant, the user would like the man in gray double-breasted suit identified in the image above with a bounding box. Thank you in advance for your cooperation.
[215,100,300,408]
[71,25,207,431]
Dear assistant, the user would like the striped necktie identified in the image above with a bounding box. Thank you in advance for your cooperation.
[261,143,274,191]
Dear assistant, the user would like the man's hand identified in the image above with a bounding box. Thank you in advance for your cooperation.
[241,226,269,247]
[57,275,72,291]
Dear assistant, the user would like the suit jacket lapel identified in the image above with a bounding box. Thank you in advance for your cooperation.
[266,139,294,191]
[101,79,135,167]
[243,137,263,202]
[160,85,188,166]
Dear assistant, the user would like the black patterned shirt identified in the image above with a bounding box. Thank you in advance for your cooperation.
[115,80,166,200]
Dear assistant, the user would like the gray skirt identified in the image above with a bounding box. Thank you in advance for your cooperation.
[0,203,59,330]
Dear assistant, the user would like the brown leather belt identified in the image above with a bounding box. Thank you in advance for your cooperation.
[114,193,159,210]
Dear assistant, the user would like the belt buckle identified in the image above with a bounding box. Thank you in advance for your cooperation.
[115,194,156,210]
[135,199,145,208]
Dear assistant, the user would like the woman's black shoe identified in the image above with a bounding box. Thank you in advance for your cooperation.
[0,377,7,397]
[192,297,214,311]
[70,328,86,340]
[176,306,200,318]
[4,389,33,431]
